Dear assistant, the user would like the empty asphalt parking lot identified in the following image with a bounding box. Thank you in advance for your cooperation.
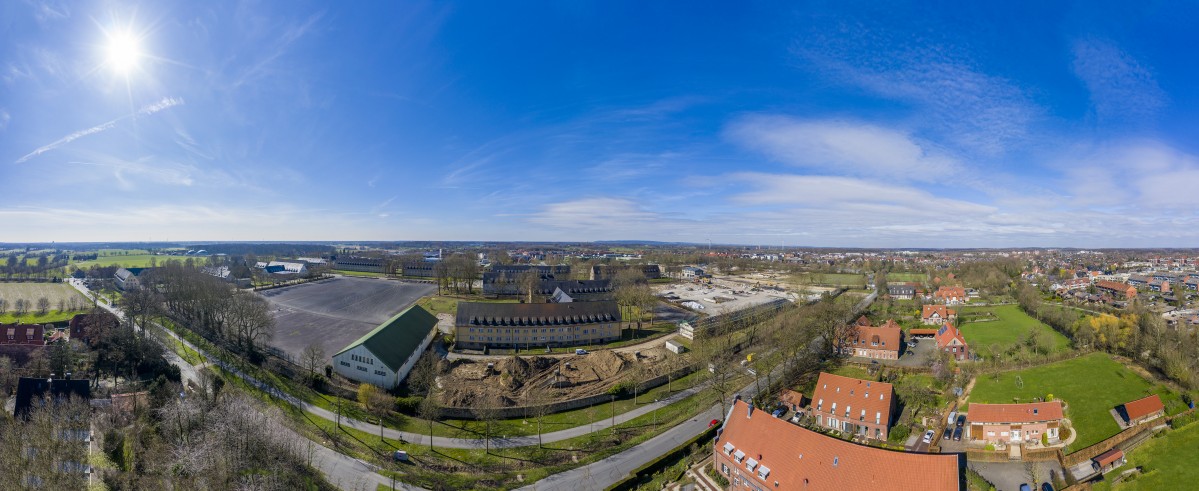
[260,276,436,360]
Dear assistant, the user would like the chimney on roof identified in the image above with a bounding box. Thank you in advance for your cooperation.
[747,402,754,418]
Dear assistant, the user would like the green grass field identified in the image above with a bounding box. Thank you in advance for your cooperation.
[1092,422,1199,491]
[959,304,1072,355]
[787,272,867,287]
[887,272,926,282]
[0,282,89,307]
[967,352,1182,451]
[71,252,166,268]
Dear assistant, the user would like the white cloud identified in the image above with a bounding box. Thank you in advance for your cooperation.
[529,198,670,235]
[0,109,9,131]
[1060,140,1199,209]
[726,116,959,180]
[15,97,186,164]
[1072,38,1166,124]
[796,34,1038,155]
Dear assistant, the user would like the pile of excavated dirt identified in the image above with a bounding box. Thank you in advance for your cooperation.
[440,346,684,409]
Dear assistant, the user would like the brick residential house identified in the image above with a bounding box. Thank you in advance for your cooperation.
[933,286,967,305]
[922,305,958,325]
[965,401,1064,445]
[1095,280,1137,299]
[843,319,903,360]
[1,323,46,362]
[806,372,895,441]
[715,400,963,491]
[1118,394,1165,426]
[934,324,970,361]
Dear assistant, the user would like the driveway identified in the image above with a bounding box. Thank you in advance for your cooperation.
[970,460,1064,491]
[848,338,935,368]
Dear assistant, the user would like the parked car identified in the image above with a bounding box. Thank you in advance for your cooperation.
[952,427,962,441]
[947,411,958,425]
[575,348,588,355]
[922,430,935,444]
[1041,483,1054,491]
[956,415,966,428]
[1020,484,1031,491]
[943,428,953,440]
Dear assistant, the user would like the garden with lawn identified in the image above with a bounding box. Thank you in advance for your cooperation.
[967,352,1185,451]
[959,304,1072,355]
[1091,420,1199,491]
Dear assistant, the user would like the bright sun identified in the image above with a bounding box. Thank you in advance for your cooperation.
[105,30,141,74]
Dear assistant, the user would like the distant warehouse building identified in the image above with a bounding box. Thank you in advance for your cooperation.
[454,301,621,350]
[402,262,438,278]
[331,305,439,389]
[590,264,662,280]
[335,256,386,273]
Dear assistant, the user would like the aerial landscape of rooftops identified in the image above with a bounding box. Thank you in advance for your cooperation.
[3,1,1199,490]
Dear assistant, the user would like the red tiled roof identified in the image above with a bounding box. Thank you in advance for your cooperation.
[1094,448,1124,467]
[922,305,957,320]
[780,389,806,408]
[935,324,968,349]
[810,373,894,428]
[967,402,1063,424]
[1122,394,1164,421]
[717,400,961,491]
[909,328,938,336]
[847,320,902,353]
[934,286,966,298]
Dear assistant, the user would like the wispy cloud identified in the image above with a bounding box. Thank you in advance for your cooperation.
[15,97,185,164]
[1072,38,1166,125]
[795,28,1039,155]
[232,12,324,87]
[24,0,70,23]
[0,109,9,131]
[530,197,663,231]
[67,156,196,190]
[726,116,959,181]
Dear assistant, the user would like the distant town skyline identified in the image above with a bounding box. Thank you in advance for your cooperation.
[3,1,1199,247]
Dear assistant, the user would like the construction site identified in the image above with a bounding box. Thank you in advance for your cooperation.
[439,345,690,409]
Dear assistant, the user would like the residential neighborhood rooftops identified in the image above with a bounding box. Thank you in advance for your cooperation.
[332,305,438,372]
[14,377,91,419]
[966,401,1064,424]
[1121,394,1165,422]
[717,400,961,490]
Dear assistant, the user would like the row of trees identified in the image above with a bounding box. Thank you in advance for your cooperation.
[1017,282,1198,389]
[0,296,85,316]
[126,263,275,358]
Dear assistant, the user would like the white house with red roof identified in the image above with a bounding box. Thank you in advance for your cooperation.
[922,305,957,325]
[965,401,1063,444]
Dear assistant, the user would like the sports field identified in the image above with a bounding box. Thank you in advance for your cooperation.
[259,276,436,359]
[70,254,208,269]
[959,304,1072,354]
[967,352,1182,451]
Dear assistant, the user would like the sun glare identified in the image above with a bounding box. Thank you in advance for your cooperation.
[105,30,142,75]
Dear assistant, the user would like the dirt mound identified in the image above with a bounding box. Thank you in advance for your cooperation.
[440,346,687,409]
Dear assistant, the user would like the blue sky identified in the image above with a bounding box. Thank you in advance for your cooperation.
[3,1,1199,247]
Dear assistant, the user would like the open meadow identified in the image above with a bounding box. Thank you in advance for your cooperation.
[959,304,1072,355]
[967,352,1185,451]
[785,272,867,288]
[1091,421,1199,491]
[0,282,90,323]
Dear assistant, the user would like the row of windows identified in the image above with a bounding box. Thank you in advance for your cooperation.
[468,326,611,333]
[351,354,375,366]
[375,370,387,376]
[469,334,608,342]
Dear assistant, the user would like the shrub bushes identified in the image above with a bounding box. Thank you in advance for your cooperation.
[888,425,911,443]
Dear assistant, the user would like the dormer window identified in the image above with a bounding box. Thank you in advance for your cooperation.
[723,442,735,455]
[733,450,746,463]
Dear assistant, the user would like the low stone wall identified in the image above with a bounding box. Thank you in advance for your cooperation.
[439,365,696,420]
